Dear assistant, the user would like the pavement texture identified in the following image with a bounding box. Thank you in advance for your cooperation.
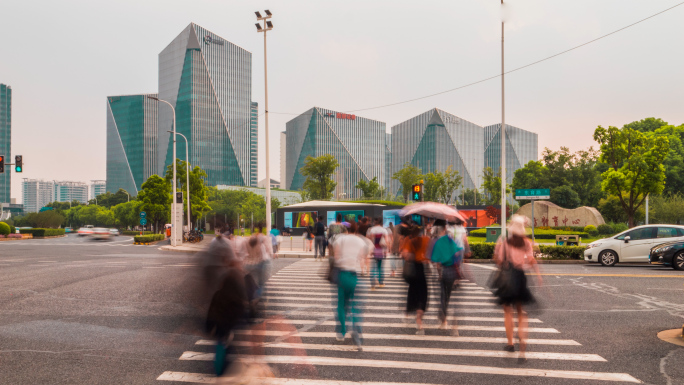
[1,234,684,384]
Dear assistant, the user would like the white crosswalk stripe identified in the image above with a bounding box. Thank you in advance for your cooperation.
[156,259,641,384]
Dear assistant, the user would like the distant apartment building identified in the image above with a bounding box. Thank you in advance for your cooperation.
[54,181,89,204]
[258,178,280,189]
[280,132,286,190]
[0,84,11,203]
[22,179,55,213]
[90,180,106,200]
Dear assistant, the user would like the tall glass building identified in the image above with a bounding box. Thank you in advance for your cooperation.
[249,102,258,187]
[54,181,88,204]
[484,123,538,184]
[391,109,485,200]
[90,180,106,200]
[285,107,387,199]
[158,23,255,187]
[0,84,11,204]
[22,179,54,213]
[106,94,158,196]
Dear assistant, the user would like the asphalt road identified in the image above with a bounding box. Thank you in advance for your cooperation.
[1,234,684,384]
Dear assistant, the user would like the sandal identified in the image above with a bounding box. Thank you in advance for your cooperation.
[503,344,515,352]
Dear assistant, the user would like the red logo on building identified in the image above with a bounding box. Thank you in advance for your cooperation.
[336,112,356,120]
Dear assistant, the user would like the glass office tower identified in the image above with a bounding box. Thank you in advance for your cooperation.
[54,181,88,204]
[0,84,11,203]
[484,123,538,184]
[106,94,158,196]
[249,102,258,187]
[391,109,484,200]
[285,107,387,199]
[158,23,254,187]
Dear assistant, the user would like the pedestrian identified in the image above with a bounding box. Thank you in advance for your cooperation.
[245,226,274,300]
[327,214,345,259]
[305,224,314,252]
[401,224,430,334]
[332,221,366,350]
[492,215,542,362]
[357,217,371,275]
[367,217,389,289]
[313,216,327,260]
[429,219,463,335]
[388,222,401,277]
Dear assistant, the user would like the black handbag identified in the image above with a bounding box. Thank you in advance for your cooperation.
[326,256,340,284]
[402,255,416,283]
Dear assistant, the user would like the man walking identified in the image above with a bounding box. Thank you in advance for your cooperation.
[314,216,326,261]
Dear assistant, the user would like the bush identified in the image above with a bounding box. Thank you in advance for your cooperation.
[468,243,585,260]
[470,228,588,239]
[612,223,629,234]
[0,222,10,235]
[470,243,496,259]
[1,222,15,234]
[18,228,65,237]
[597,224,613,235]
[123,230,145,236]
[134,234,165,243]
[584,225,598,237]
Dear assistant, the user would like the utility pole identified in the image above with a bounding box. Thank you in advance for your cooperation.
[500,0,507,236]
[256,10,274,232]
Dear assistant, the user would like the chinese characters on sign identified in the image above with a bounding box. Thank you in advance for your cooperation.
[324,112,356,120]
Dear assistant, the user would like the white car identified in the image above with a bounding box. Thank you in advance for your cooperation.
[584,225,684,266]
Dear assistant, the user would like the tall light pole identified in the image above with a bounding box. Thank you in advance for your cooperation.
[500,0,507,237]
[149,96,179,246]
[168,130,192,232]
[256,10,273,232]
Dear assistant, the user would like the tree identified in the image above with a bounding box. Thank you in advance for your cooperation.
[457,188,484,205]
[165,160,211,224]
[300,154,338,200]
[441,166,462,205]
[90,189,132,207]
[594,125,670,227]
[112,200,143,229]
[423,172,445,202]
[550,185,581,209]
[481,167,510,205]
[208,189,281,228]
[650,194,684,225]
[392,163,423,202]
[13,211,66,228]
[511,160,548,206]
[355,177,381,199]
[137,174,171,233]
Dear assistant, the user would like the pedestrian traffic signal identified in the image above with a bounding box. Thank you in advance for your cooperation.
[412,184,422,201]
[0,155,4,173]
[14,155,22,173]
[176,192,183,203]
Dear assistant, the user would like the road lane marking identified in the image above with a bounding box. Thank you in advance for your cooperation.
[264,296,495,304]
[264,301,497,309]
[157,372,447,385]
[261,311,542,323]
[197,331,579,346]
[536,273,684,278]
[255,319,557,333]
[265,290,494,300]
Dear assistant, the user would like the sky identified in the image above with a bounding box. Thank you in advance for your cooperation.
[1,0,683,203]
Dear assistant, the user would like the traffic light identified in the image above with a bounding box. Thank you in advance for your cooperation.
[14,155,22,173]
[176,192,183,203]
[411,184,422,201]
[0,155,4,173]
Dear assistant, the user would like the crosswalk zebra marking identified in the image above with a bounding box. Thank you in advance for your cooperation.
[261,311,543,323]
[253,319,558,333]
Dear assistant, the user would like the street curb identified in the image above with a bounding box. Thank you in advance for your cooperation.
[159,246,199,253]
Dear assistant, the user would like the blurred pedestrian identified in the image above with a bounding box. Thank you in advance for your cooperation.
[368,217,389,289]
[305,224,314,252]
[314,216,326,260]
[401,225,430,334]
[492,215,542,362]
[429,219,463,335]
[327,214,345,259]
[245,226,273,300]
[332,221,366,350]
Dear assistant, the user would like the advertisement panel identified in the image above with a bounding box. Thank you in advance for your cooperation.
[284,211,317,228]
[459,210,497,228]
[327,210,365,226]
[383,210,402,228]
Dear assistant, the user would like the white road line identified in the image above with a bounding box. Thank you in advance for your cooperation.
[265,301,496,309]
[182,342,601,361]
[157,372,445,385]
[262,311,542,323]
[469,264,498,271]
[257,319,558,333]
[238,355,640,383]
[197,331,579,346]
[266,291,494,300]
[264,296,495,304]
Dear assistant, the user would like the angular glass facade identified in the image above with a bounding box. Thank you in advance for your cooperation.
[391,109,484,200]
[285,107,387,199]
[158,23,254,187]
[249,102,258,187]
[106,94,158,196]
[0,84,11,203]
[484,123,538,184]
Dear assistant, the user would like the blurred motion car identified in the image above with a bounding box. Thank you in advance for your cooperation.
[109,228,120,236]
[91,228,110,240]
[585,225,684,266]
[77,225,94,236]
[650,240,684,270]
[65,227,73,233]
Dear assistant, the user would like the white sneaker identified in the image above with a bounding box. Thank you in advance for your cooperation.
[336,333,345,342]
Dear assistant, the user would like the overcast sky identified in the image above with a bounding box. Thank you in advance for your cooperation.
[2,0,683,203]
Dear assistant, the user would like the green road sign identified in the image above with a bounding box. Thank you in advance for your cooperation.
[140,211,147,219]
[140,218,148,225]
[515,188,550,200]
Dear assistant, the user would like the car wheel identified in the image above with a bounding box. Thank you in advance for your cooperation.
[673,252,684,271]
[599,250,618,266]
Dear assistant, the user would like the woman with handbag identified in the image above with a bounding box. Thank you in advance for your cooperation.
[493,215,542,361]
[401,224,430,334]
[429,219,463,335]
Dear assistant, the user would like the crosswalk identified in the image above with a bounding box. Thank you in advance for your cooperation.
[157,259,641,384]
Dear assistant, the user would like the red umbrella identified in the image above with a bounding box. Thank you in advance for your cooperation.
[400,202,466,223]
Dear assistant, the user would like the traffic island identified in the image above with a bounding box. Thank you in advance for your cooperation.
[657,328,684,347]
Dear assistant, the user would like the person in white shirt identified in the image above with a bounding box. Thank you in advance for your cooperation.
[332,221,368,350]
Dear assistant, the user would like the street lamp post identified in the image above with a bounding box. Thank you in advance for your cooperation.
[168,130,192,233]
[256,10,274,233]
[500,0,507,237]
[149,96,179,246]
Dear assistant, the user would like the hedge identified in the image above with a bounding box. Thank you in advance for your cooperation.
[0,222,10,235]
[123,230,147,236]
[134,234,165,243]
[19,228,65,237]
[469,228,588,239]
[469,243,585,260]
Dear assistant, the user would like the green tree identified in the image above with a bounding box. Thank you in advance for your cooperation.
[594,125,670,227]
[112,200,143,229]
[550,185,581,209]
[457,188,484,205]
[355,177,381,199]
[650,194,684,225]
[481,167,510,205]
[441,166,463,205]
[423,172,445,202]
[511,160,548,206]
[90,189,132,208]
[166,160,211,224]
[300,154,339,200]
[137,174,171,233]
[208,189,281,228]
[392,163,423,202]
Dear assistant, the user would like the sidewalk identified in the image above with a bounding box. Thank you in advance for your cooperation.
[158,237,212,252]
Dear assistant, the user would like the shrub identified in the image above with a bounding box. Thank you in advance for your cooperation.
[470,228,588,239]
[470,243,496,259]
[468,243,585,259]
[0,222,10,235]
[597,224,614,235]
[584,225,598,237]
[134,234,165,243]
[18,228,65,237]
[1,222,15,234]
[612,223,629,234]
[123,230,144,236]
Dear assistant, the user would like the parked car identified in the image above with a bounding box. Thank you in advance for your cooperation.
[650,240,684,270]
[584,225,684,266]
[91,227,110,240]
[77,225,94,236]
[109,228,120,236]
